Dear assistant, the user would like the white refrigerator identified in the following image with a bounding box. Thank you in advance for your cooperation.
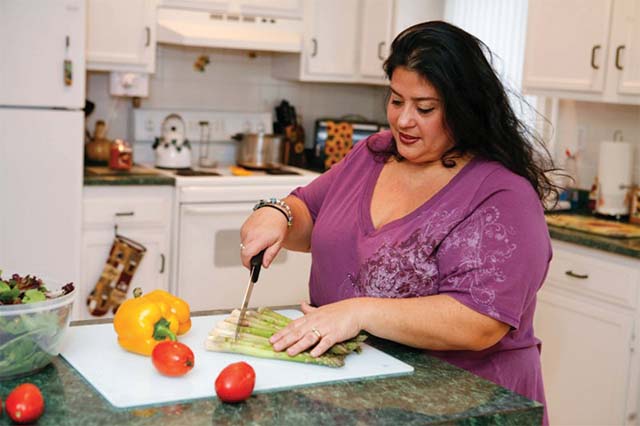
[0,0,86,285]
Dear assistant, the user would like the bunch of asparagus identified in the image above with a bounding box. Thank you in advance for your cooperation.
[206,308,367,368]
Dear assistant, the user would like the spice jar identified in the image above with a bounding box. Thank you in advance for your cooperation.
[109,139,133,170]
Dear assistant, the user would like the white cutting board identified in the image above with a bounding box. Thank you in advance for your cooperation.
[59,310,414,408]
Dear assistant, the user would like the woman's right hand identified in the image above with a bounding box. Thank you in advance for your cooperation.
[239,207,289,269]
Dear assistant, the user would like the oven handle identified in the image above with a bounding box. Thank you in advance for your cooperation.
[182,204,254,215]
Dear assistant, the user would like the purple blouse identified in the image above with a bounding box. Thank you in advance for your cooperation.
[291,131,551,421]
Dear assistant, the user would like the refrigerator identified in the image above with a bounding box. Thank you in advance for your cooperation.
[0,0,86,285]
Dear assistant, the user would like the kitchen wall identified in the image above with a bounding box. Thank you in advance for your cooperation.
[554,101,640,190]
[86,44,388,162]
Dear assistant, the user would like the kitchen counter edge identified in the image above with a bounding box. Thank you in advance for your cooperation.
[548,224,640,259]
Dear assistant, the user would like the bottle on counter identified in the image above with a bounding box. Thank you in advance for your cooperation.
[588,176,599,213]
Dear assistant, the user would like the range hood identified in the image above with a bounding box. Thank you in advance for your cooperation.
[157,8,303,53]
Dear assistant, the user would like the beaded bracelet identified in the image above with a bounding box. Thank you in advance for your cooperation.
[253,198,293,227]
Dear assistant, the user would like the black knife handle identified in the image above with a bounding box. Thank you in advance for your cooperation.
[250,249,266,282]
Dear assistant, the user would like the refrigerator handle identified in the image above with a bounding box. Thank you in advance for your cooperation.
[64,35,72,87]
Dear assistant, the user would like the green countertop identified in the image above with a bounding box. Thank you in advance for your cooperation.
[546,213,640,260]
[83,166,175,186]
[0,314,542,426]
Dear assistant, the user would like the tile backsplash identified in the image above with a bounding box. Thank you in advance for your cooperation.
[554,100,640,190]
[86,45,388,161]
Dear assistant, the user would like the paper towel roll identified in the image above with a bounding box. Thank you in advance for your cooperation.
[597,140,633,216]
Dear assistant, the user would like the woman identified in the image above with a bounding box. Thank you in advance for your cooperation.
[240,21,557,424]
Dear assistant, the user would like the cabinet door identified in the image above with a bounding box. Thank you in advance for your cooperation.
[79,227,169,321]
[0,0,85,108]
[177,203,310,312]
[534,288,634,425]
[613,0,640,95]
[523,0,613,93]
[86,0,157,73]
[359,0,392,79]
[304,0,358,77]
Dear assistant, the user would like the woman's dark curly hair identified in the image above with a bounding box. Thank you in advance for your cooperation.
[372,20,560,202]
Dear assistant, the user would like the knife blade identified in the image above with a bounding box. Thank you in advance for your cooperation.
[234,249,266,341]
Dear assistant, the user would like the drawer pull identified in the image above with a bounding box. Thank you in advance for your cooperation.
[115,211,135,217]
[565,270,589,279]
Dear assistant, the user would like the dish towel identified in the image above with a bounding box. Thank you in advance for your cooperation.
[324,121,354,170]
[87,234,146,316]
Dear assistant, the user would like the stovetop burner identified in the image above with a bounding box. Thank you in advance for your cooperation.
[158,167,221,177]
[264,168,301,176]
[176,169,221,177]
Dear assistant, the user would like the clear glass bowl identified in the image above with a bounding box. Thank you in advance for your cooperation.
[0,286,76,380]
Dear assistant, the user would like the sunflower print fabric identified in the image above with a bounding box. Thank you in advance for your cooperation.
[324,121,354,169]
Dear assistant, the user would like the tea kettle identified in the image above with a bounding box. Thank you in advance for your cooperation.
[153,114,192,169]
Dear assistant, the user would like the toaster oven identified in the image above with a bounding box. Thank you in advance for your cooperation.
[308,118,386,171]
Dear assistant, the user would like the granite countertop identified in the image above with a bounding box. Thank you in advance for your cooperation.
[0,312,542,426]
[548,224,640,259]
[84,166,175,186]
[545,211,640,260]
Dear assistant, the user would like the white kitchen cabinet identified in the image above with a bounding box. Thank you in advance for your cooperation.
[86,0,157,73]
[523,0,640,104]
[272,0,444,85]
[533,240,640,425]
[79,186,173,321]
[358,0,394,79]
[0,0,85,108]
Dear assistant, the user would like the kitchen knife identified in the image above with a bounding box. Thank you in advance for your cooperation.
[234,249,266,341]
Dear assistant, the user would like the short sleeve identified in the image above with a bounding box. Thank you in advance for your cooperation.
[436,181,552,329]
[290,138,370,222]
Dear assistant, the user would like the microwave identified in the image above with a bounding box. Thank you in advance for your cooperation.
[308,118,386,171]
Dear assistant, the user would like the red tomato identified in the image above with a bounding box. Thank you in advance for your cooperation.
[5,383,45,424]
[151,341,195,377]
[215,361,256,403]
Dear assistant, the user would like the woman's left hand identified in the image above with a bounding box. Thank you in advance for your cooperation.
[269,299,364,357]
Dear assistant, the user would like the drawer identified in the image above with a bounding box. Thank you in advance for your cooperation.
[83,197,170,228]
[546,245,640,309]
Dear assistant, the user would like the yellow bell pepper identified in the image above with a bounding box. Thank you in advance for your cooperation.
[113,289,192,356]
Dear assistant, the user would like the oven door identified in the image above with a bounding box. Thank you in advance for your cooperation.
[177,202,311,312]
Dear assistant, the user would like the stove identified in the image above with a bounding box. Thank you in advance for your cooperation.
[157,167,222,177]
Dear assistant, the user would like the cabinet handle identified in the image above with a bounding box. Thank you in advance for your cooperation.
[615,45,625,70]
[159,254,165,273]
[377,41,385,60]
[565,270,589,279]
[310,38,318,57]
[115,211,135,217]
[145,26,151,47]
[590,45,601,69]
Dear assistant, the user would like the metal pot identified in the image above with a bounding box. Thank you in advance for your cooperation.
[233,132,283,169]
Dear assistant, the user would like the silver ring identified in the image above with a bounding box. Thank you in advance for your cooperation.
[239,243,246,251]
[311,327,322,339]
